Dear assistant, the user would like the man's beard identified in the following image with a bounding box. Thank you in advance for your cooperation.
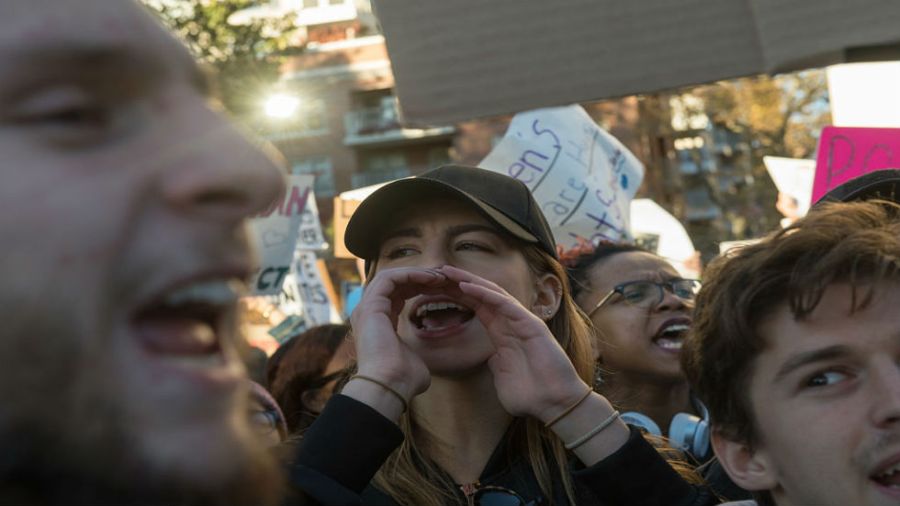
[0,422,284,506]
[0,309,285,506]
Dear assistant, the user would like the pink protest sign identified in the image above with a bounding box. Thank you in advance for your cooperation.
[812,126,900,203]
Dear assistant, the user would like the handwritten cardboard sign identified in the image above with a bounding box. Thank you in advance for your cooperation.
[249,175,313,295]
[764,156,815,216]
[372,0,900,126]
[479,105,644,250]
[292,251,341,326]
[630,199,699,279]
[297,196,328,251]
[812,126,900,203]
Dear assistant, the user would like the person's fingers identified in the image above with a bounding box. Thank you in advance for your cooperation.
[358,268,446,317]
[457,280,532,323]
[438,265,507,295]
[367,268,447,299]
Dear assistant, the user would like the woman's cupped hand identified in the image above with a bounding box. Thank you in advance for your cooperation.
[349,267,449,401]
[437,265,590,423]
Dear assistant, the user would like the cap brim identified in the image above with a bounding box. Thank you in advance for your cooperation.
[345,177,539,261]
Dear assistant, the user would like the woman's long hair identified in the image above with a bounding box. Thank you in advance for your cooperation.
[266,324,350,434]
[368,244,596,506]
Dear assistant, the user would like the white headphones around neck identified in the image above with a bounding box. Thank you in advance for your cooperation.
[620,403,710,460]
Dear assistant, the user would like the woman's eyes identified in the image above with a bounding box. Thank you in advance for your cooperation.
[385,247,419,259]
[383,240,493,259]
[621,285,652,302]
[455,240,492,252]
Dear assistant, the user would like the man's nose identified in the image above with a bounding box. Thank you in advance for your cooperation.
[869,359,900,428]
[158,102,285,221]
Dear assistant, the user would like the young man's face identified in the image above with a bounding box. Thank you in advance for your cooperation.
[0,0,284,501]
[715,282,900,506]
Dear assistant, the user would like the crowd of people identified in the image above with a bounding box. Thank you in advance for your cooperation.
[4,1,900,505]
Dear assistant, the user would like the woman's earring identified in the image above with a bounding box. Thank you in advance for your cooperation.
[544,308,553,318]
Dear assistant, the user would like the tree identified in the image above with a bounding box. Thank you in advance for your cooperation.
[142,0,299,119]
[697,70,831,160]
[683,70,831,244]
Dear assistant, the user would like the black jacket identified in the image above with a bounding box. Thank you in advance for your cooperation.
[287,395,719,506]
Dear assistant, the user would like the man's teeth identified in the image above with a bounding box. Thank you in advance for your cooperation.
[877,462,900,480]
[159,354,225,368]
[162,280,242,308]
[416,301,466,318]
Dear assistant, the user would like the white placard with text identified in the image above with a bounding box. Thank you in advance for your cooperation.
[480,105,644,251]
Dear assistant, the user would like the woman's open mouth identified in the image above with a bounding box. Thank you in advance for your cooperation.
[410,299,476,333]
[652,318,691,352]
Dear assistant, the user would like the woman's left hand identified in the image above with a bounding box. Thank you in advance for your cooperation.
[438,265,590,422]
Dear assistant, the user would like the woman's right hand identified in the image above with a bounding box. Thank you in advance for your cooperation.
[345,267,446,414]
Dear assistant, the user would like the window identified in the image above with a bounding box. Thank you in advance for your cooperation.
[362,152,406,172]
[303,0,319,8]
[304,99,327,132]
[329,0,346,5]
[293,157,336,198]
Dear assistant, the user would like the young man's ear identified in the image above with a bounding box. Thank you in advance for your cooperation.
[532,273,563,320]
[712,429,778,492]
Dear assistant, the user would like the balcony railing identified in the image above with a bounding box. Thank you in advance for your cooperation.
[345,106,401,135]
[344,106,456,147]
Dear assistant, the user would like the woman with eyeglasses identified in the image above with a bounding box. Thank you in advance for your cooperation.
[288,166,717,506]
[567,242,703,442]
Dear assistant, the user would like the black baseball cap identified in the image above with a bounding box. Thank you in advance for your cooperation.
[344,165,558,267]
[816,169,900,204]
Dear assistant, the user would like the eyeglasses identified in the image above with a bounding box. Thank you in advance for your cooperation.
[588,278,701,316]
[461,483,537,506]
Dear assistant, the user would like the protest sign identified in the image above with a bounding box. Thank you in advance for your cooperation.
[812,126,900,203]
[480,105,643,251]
[297,195,329,251]
[293,251,342,326]
[333,197,363,259]
[372,0,900,126]
[249,175,313,295]
[630,199,699,279]
[334,182,390,259]
[764,156,815,216]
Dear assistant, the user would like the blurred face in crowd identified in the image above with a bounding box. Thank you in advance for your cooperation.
[0,0,284,503]
[715,283,900,506]
[577,251,692,382]
[248,392,286,448]
[302,338,354,413]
